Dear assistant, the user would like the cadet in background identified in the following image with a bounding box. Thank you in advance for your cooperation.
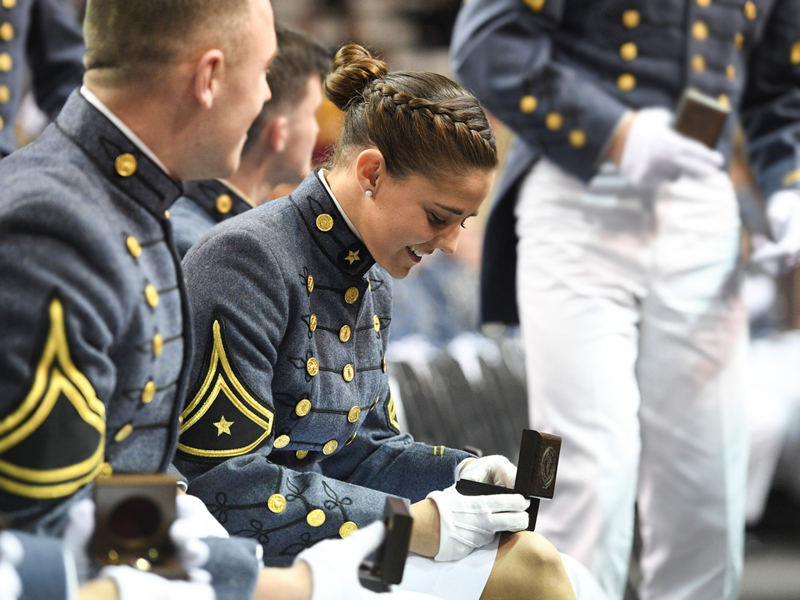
[452,0,800,599]
[171,25,330,259]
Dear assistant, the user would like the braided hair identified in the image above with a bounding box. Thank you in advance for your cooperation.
[324,44,497,179]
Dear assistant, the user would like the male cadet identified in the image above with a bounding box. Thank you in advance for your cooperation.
[452,1,800,600]
[0,0,274,597]
[0,0,85,158]
[171,25,330,258]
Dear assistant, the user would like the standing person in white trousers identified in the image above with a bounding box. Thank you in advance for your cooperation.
[452,0,800,598]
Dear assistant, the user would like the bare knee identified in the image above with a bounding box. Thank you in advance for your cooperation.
[515,531,563,571]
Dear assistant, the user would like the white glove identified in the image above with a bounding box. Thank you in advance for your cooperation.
[99,565,215,600]
[295,521,442,600]
[64,498,213,585]
[0,532,23,600]
[175,493,230,539]
[751,190,800,274]
[426,484,529,562]
[457,455,517,489]
[620,108,724,188]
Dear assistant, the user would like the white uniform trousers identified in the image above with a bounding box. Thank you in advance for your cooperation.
[514,159,748,600]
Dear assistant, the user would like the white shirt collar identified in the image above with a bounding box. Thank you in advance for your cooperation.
[317,169,363,242]
[80,86,171,176]
[217,179,255,208]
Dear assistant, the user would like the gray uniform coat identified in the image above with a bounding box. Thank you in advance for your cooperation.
[0,91,260,600]
[451,0,800,324]
[175,172,472,565]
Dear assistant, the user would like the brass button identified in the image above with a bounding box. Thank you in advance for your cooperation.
[316,214,334,232]
[144,284,159,308]
[569,130,586,148]
[345,287,359,304]
[727,64,736,80]
[735,33,744,49]
[274,434,290,448]
[791,41,800,64]
[1,0,15,8]
[348,406,361,423]
[323,440,338,455]
[0,84,8,103]
[164,210,170,219]
[307,509,326,527]
[545,112,562,130]
[519,95,538,113]
[346,431,357,445]
[309,314,317,332]
[718,94,730,108]
[696,0,711,6]
[141,380,157,404]
[382,356,387,373]
[692,54,706,73]
[371,395,380,410]
[0,22,12,42]
[0,52,12,72]
[215,194,232,214]
[296,450,308,459]
[98,462,113,479]
[115,154,137,177]
[744,0,756,19]
[296,399,312,417]
[339,325,351,343]
[307,275,314,293]
[622,9,640,28]
[617,73,636,92]
[114,424,134,442]
[692,21,708,41]
[152,333,163,357]
[306,357,319,376]
[340,521,358,538]
[0,115,3,130]
[620,42,637,61]
[268,494,286,513]
[373,315,380,332]
[523,0,545,12]
[126,236,142,258]
[343,364,355,382]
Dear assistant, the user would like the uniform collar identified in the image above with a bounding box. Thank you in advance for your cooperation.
[55,90,183,218]
[182,179,251,223]
[290,170,376,279]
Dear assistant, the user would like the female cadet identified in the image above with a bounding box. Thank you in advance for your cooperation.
[174,45,603,600]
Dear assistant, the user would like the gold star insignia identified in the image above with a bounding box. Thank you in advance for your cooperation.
[345,250,361,265]
[214,416,233,436]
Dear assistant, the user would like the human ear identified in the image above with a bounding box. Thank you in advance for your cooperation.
[193,49,225,110]
[266,116,289,154]
[354,148,385,196]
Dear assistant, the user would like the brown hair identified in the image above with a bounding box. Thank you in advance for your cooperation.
[243,25,331,153]
[84,0,251,83]
[323,44,497,180]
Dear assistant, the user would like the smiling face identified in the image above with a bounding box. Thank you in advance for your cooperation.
[356,167,493,279]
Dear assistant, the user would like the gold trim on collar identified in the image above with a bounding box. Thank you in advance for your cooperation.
[0,298,105,499]
[177,320,274,458]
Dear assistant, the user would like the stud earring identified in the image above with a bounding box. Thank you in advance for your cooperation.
[365,190,373,197]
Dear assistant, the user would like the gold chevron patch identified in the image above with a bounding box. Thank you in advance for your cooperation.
[177,319,274,458]
[0,298,105,499]
[386,393,401,433]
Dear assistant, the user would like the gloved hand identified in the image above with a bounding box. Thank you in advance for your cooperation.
[751,190,800,274]
[98,565,215,600]
[620,108,724,188]
[457,455,517,489]
[175,493,230,539]
[64,498,214,587]
[0,532,23,600]
[426,484,529,561]
[295,521,442,600]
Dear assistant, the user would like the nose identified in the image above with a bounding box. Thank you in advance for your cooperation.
[435,225,460,256]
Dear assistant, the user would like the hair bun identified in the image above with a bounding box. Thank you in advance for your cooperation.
[324,44,388,111]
